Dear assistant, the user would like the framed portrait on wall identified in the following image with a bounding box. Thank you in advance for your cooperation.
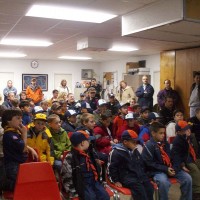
[22,74,48,91]
[81,69,93,80]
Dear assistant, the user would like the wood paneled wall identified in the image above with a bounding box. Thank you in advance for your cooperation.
[160,47,200,118]
[160,51,176,89]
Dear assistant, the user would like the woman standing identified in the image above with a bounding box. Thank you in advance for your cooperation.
[117,80,136,103]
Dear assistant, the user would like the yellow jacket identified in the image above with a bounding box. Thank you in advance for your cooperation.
[27,127,54,165]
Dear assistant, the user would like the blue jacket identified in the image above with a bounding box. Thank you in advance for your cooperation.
[62,121,76,132]
[3,130,27,164]
[139,125,151,145]
[108,143,148,184]
[135,84,154,110]
[22,112,31,126]
[141,138,170,176]
[171,134,194,172]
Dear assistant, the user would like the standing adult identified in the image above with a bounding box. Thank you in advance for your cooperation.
[135,75,154,110]
[57,79,71,95]
[90,78,102,99]
[117,80,136,103]
[26,77,43,106]
[3,80,17,101]
[189,72,200,117]
[157,79,179,108]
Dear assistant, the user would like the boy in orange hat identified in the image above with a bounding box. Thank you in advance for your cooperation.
[108,130,154,200]
[171,120,200,199]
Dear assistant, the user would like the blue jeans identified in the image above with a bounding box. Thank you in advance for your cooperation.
[123,179,154,200]
[54,159,62,172]
[84,178,109,200]
[4,161,19,191]
[154,170,192,200]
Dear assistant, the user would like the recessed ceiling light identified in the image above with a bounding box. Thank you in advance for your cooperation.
[0,52,27,58]
[58,56,92,60]
[108,46,138,52]
[26,5,117,23]
[0,38,53,47]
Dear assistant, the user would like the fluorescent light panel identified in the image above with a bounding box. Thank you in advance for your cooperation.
[0,38,53,47]
[0,52,26,58]
[26,5,117,23]
[59,56,92,60]
[108,46,138,52]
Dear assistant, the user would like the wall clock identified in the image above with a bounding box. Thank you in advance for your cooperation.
[31,60,39,69]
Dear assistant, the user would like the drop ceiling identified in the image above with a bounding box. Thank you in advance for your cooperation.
[0,0,200,62]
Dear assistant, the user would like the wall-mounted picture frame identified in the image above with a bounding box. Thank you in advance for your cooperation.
[81,69,93,80]
[22,74,48,91]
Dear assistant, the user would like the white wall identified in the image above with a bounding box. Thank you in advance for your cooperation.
[99,54,160,103]
[99,56,140,83]
[0,59,100,99]
[0,54,160,102]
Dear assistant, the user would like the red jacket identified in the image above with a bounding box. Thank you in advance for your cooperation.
[94,124,112,155]
[112,115,127,141]
[121,123,140,135]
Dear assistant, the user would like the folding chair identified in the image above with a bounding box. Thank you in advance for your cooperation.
[2,191,14,200]
[107,177,159,200]
[13,162,61,200]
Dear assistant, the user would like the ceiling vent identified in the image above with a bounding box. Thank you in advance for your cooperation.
[77,37,112,51]
[122,0,200,43]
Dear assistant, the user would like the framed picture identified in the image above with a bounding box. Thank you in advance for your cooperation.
[81,69,93,80]
[22,74,48,91]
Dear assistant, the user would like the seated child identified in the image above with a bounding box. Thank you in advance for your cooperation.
[127,98,137,113]
[59,100,68,116]
[2,109,37,191]
[61,131,109,200]
[108,130,154,200]
[188,107,200,144]
[122,112,140,135]
[27,113,54,165]
[19,100,31,126]
[93,110,116,155]
[93,99,108,123]
[50,102,62,119]
[48,114,71,171]
[40,100,50,116]
[142,122,192,200]
[132,103,141,119]
[62,110,77,132]
[166,109,184,142]
[112,102,129,141]
[137,106,150,126]
[76,113,102,162]
[171,121,200,199]
[138,112,160,145]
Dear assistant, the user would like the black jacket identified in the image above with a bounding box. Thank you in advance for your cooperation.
[108,144,148,184]
[171,134,195,172]
[141,138,170,176]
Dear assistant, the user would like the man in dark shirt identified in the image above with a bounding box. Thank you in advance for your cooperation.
[159,96,175,125]
[90,78,102,99]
